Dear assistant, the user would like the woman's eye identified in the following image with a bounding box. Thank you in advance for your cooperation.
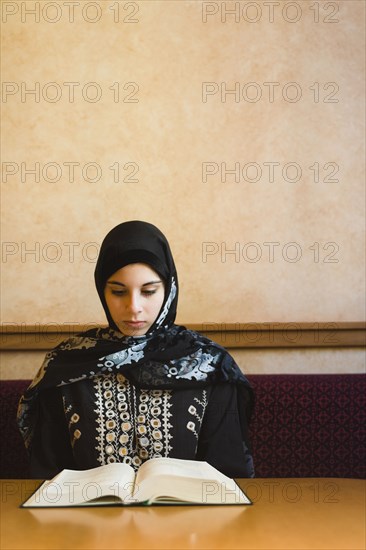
[142,290,156,296]
[110,289,156,297]
[111,290,126,296]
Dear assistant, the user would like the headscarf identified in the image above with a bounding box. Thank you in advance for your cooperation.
[94,220,178,332]
[17,221,254,450]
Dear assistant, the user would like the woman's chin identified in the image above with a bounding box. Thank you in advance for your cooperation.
[118,322,149,337]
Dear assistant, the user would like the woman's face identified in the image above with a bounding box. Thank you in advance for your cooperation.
[104,263,165,336]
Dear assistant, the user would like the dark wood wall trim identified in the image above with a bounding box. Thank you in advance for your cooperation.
[1,322,365,350]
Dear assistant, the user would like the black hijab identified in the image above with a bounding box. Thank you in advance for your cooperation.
[18,221,253,450]
[94,220,178,333]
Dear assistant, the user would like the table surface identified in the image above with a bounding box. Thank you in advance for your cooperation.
[1,478,365,550]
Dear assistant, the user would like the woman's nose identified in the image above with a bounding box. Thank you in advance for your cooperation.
[126,293,142,313]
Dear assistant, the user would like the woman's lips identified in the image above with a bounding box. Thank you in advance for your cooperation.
[123,321,146,328]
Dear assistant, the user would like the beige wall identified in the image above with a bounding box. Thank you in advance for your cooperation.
[1,348,365,380]
[1,1,365,377]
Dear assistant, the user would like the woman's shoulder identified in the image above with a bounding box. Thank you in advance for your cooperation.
[49,326,126,353]
[172,324,230,355]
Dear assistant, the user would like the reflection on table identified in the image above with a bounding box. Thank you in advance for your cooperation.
[1,478,365,549]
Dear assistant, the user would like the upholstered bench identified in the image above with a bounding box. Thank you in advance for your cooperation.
[1,375,365,479]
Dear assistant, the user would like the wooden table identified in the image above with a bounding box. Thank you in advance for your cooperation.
[1,478,365,549]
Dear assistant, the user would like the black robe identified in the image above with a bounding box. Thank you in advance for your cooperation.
[18,221,255,479]
[30,373,254,479]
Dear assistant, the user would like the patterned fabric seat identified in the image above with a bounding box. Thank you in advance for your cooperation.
[247,374,365,478]
[1,375,365,479]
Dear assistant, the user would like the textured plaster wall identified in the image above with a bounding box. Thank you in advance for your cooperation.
[1,2,365,356]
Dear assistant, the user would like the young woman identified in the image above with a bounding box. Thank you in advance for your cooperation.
[17,221,255,478]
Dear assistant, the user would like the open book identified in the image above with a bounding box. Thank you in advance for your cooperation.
[22,457,252,507]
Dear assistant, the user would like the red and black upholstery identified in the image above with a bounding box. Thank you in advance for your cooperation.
[1,375,365,479]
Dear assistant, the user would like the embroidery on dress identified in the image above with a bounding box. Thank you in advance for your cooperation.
[62,398,82,449]
[94,373,131,465]
[94,373,173,470]
[186,390,208,439]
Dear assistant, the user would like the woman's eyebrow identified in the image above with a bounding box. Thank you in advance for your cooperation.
[106,280,162,287]
[142,280,162,287]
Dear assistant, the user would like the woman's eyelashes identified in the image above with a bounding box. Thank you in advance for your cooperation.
[111,289,157,297]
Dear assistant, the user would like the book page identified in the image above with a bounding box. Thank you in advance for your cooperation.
[135,458,250,505]
[136,457,232,484]
[22,463,136,507]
